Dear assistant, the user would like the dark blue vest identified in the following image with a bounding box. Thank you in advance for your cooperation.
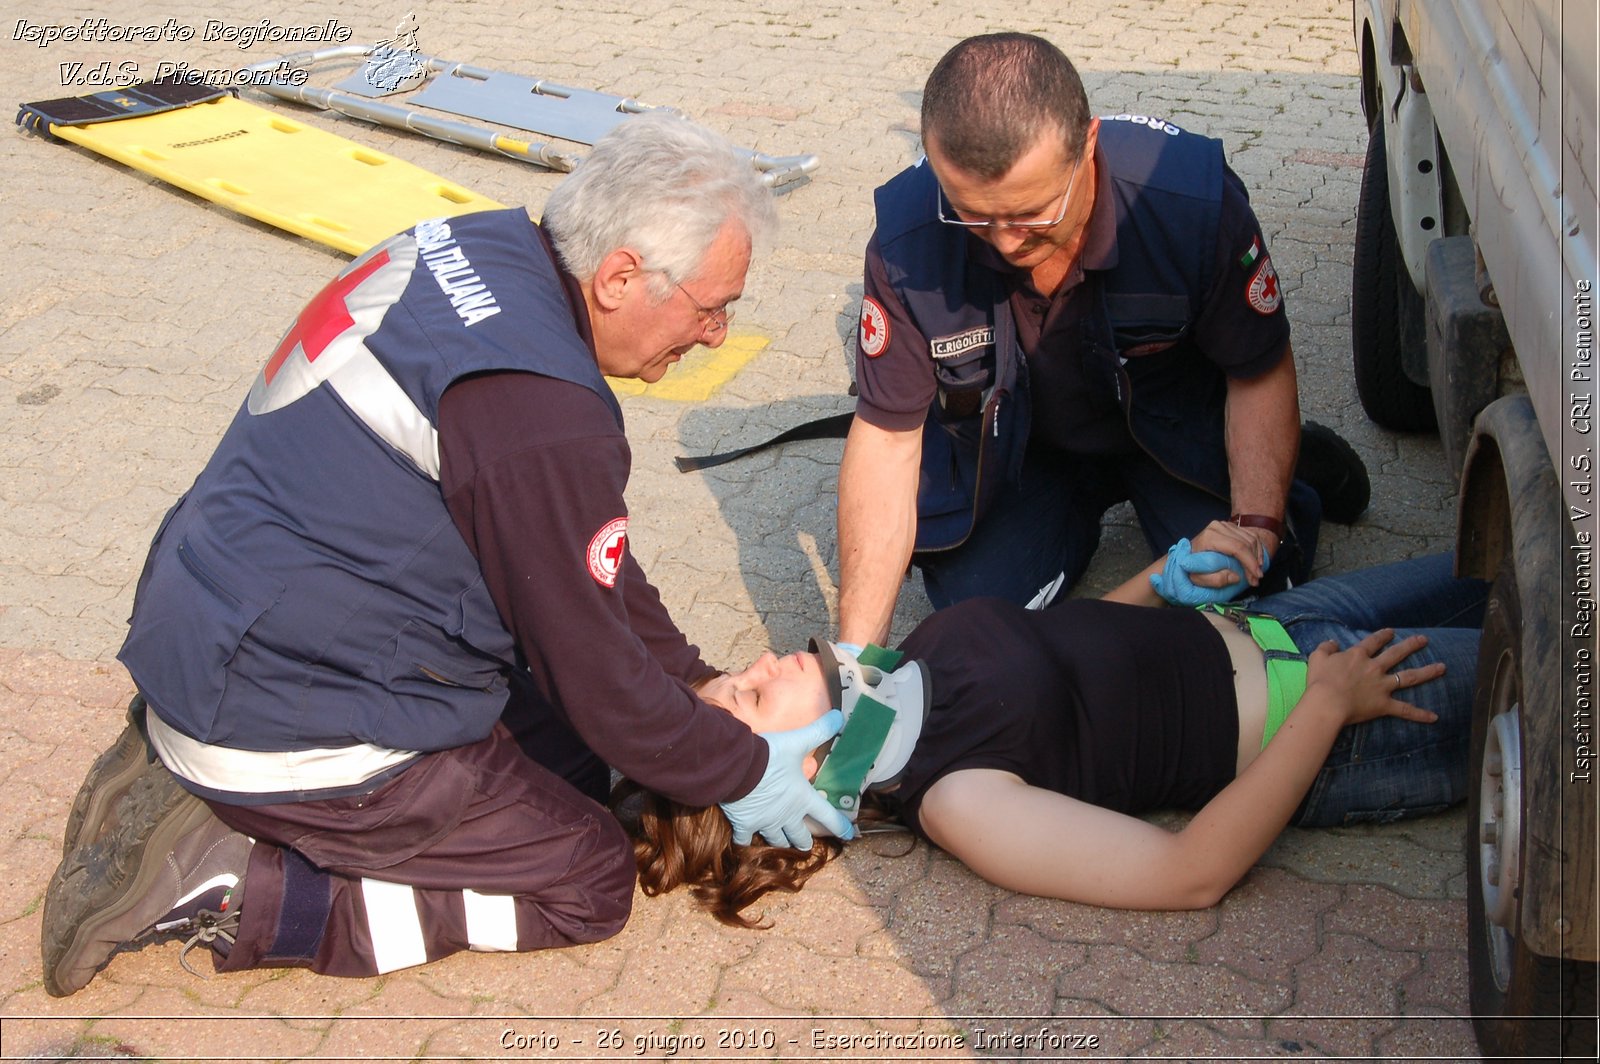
[120,209,620,760]
[873,117,1227,551]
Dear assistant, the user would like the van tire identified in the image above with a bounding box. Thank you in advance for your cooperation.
[1352,117,1437,432]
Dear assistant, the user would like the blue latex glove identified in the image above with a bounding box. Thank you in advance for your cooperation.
[1149,537,1250,606]
[720,709,854,848]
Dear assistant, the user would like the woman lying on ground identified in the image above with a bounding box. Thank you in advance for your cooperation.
[617,523,1487,926]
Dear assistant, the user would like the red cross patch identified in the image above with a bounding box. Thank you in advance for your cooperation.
[262,251,391,386]
[859,297,890,358]
[247,240,414,416]
[586,517,629,588]
[1246,256,1282,315]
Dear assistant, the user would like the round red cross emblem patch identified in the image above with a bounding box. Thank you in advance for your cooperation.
[858,296,890,358]
[1246,257,1282,315]
[586,517,629,588]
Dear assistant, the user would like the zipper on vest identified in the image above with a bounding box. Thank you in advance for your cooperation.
[923,389,1004,555]
[416,663,494,691]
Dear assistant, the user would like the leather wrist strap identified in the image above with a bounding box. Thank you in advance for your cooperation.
[1231,513,1286,540]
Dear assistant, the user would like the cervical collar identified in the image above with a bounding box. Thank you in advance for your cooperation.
[804,639,931,835]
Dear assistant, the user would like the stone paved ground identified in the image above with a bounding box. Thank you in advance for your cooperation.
[1,0,1482,1059]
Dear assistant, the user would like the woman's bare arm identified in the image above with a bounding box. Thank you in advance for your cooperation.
[916,631,1443,909]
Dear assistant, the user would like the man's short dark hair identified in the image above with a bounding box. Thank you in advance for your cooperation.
[920,33,1091,180]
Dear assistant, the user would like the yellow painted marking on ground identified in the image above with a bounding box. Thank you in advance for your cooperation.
[607,334,768,401]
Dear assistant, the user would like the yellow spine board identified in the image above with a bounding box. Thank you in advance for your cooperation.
[48,94,502,255]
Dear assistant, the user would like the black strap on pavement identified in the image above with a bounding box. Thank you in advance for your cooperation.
[674,411,854,472]
[677,414,1370,528]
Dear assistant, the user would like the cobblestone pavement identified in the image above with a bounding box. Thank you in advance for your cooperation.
[1,0,1482,1059]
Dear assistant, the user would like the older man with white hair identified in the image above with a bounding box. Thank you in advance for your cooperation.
[42,115,849,995]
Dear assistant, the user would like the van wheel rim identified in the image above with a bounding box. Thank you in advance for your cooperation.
[1478,698,1523,993]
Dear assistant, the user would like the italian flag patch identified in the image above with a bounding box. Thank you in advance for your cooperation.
[1239,237,1262,270]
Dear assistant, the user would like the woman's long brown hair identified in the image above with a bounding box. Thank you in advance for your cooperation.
[612,779,843,928]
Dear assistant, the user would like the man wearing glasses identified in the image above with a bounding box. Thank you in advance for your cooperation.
[837,33,1329,647]
[42,115,850,996]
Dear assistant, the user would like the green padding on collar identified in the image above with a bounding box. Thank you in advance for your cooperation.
[811,694,895,814]
[856,643,904,669]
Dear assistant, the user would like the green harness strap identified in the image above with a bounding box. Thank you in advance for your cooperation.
[1202,607,1308,749]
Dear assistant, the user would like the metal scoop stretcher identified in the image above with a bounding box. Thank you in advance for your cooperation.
[243,44,819,189]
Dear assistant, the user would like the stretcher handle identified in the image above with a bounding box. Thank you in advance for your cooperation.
[746,152,821,189]
[244,43,434,76]
[243,77,581,171]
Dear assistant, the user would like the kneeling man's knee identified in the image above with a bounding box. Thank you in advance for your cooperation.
[560,810,636,944]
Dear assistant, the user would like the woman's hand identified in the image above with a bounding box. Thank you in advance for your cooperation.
[1149,538,1248,606]
[1305,629,1445,726]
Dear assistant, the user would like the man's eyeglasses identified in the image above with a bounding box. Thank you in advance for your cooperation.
[675,282,734,334]
[936,151,1084,231]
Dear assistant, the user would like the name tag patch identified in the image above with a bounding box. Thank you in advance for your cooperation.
[930,326,994,359]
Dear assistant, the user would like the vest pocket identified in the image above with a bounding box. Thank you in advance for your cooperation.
[381,620,508,694]
[1112,325,1188,353]
[372,620,508,751]
[1105,289,1192,351]
[444,576,517,663]
[932,344,994,424]
[121,523,286,743]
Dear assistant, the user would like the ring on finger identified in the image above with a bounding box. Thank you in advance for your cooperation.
[1393,672,1403,688]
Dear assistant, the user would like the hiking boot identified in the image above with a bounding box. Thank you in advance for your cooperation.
[1297,421,1371,524]
[41,762,249,997]
[62,694,159,857]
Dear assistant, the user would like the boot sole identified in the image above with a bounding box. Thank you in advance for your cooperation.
[1297,421,1372,524]
[61,696,156,858]
[41,765,212,997]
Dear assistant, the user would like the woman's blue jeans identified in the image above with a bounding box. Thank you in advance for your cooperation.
[1247,552,1488,827]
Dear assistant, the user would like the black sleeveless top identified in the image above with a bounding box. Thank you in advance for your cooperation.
[889,597,1239,835]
